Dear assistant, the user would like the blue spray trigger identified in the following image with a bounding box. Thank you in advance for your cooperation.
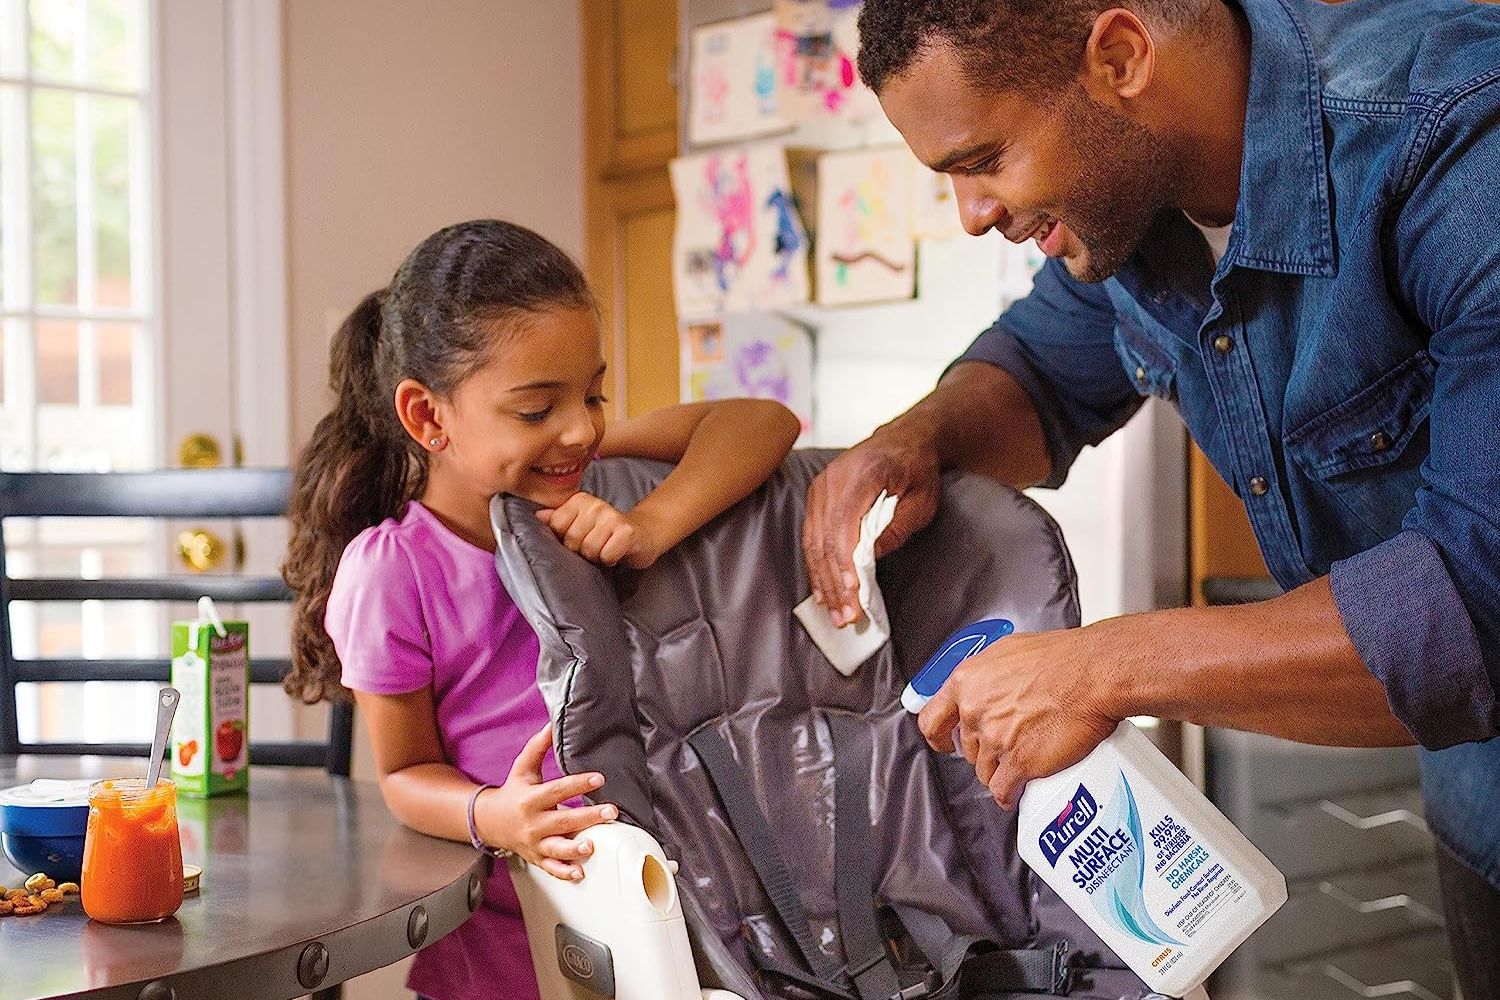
[901,619,1014,714]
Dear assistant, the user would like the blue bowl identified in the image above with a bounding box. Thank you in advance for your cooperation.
[1,832,85,883]
[0,780,92,884]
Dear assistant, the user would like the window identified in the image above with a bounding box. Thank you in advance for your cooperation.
[2,0,158,743]
[2,0,153,471]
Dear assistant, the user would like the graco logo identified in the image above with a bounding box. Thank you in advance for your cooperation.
[561,943,595,980]
[1038,784,1098,867]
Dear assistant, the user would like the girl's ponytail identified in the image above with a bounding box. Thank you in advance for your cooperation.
[282,291,417,703]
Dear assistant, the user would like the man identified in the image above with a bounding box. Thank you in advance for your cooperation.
[801,0,1500,992]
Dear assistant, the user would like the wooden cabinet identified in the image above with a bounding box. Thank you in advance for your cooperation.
[582,0,681,418]
[1189,444,1270,605]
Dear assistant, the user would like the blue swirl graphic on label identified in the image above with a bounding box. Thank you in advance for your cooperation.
[1092,771,1183,947]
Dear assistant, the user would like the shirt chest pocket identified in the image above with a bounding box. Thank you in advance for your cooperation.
[1284,351,1434,541]
[1114,313,1178,402]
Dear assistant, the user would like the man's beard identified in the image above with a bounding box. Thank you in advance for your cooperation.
[1056,89,1177,283]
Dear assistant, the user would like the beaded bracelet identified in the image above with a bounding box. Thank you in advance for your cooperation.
[466,783,512,858]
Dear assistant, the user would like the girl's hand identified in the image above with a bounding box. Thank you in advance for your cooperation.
[536,492,666,569]
[478,725,618,881]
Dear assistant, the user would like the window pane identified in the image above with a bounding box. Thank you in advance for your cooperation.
[91,93,133,306]
[0,318,26,469]
[0,0,25,76]
[0,82,21,308]
[28,0,78,83]
[16,682,160,744]
[36,376,150,470]
[16,596,154,656]
[32,87,78,306]
[96,320,131,404]
[9,517,153,570]
[36,317,76,403]
[87,0,141,90]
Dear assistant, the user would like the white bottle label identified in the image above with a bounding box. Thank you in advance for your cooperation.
[1036,772,1241,978]
[1020,723,1285,997]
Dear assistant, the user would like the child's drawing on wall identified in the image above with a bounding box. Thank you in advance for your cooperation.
[815,147,916,306]
[689,13,790,146]
[708,154,757,296]
[671,144,811,319]
[772,0,881,123]
[681,313,814,440]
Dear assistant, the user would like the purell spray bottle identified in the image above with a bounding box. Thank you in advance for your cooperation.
[904,621,1287,1000]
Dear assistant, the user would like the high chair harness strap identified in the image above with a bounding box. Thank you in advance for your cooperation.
[687,725,842,984]
[926,938,1073,998]
[825,717,1073,998]
[827,712,908,1000]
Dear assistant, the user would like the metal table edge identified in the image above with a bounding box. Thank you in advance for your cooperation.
[51,851,493,1000]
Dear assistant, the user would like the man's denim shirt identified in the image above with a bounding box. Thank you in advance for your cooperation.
[960,0,1500,885]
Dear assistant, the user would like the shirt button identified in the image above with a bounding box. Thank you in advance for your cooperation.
[1370,431,1393,452]
[1135,366,1148,385]
[1249,476,1269,497]
[1153,291,1170,304]
[1213,335,1234,354]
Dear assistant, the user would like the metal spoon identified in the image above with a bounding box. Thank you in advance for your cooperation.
[146,688,181,789]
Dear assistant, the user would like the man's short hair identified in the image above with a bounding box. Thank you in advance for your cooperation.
[857,0,1211,96]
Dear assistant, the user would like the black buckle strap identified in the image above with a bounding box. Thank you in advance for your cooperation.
[754,955,859,1000]
[956,941,1072,997]
[687,724,842,985]
[827,713,905,1000]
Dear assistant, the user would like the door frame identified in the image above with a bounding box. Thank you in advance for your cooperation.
[157,0,287,470]
[157,0,297,739]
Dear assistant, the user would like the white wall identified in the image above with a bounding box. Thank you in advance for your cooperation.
[284,0,585,449]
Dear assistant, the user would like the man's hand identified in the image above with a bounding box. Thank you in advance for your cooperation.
[803,423,942,626]
[917,627,1120,810]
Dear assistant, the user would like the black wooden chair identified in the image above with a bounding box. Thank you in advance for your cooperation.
[0,468,353,773]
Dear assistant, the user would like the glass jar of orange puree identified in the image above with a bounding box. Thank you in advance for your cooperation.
[81,778,184,923]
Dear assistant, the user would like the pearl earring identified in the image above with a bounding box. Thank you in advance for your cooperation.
[429,437,444,450]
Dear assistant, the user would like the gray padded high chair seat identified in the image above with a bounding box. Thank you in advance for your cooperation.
[493,451,1157,1000]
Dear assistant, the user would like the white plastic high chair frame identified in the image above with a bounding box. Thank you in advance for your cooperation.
[511,820,746,1000]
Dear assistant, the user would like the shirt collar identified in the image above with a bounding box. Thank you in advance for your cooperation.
[1221,0,1335,277]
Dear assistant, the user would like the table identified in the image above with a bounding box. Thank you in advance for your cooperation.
[0,757,488,1000]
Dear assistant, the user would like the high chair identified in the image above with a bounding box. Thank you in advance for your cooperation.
[495,452,1165,1000]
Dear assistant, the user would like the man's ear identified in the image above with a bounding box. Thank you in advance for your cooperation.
[395,378,446,451]
[1081,8,1156,104]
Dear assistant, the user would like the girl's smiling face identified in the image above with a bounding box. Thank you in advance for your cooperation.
[430,306,607,508]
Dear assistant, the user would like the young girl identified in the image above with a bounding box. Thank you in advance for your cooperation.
[283,220,800,1000]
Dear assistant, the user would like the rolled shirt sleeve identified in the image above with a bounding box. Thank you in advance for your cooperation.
[953,258,1141,488]
[1329,91,1500,748]
[1331,533,1497,747]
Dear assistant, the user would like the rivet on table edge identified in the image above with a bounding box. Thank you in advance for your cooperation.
[407,904,429,949]
[297,941,330,990]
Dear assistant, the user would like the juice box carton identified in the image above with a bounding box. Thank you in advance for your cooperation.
[170,612,249,797]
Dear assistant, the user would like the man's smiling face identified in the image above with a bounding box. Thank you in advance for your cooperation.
[878,41,1177,283]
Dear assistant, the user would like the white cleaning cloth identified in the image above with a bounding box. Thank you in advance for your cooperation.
[794,491,899,676]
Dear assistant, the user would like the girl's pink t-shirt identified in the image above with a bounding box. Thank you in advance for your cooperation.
[325,500,557,1000]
